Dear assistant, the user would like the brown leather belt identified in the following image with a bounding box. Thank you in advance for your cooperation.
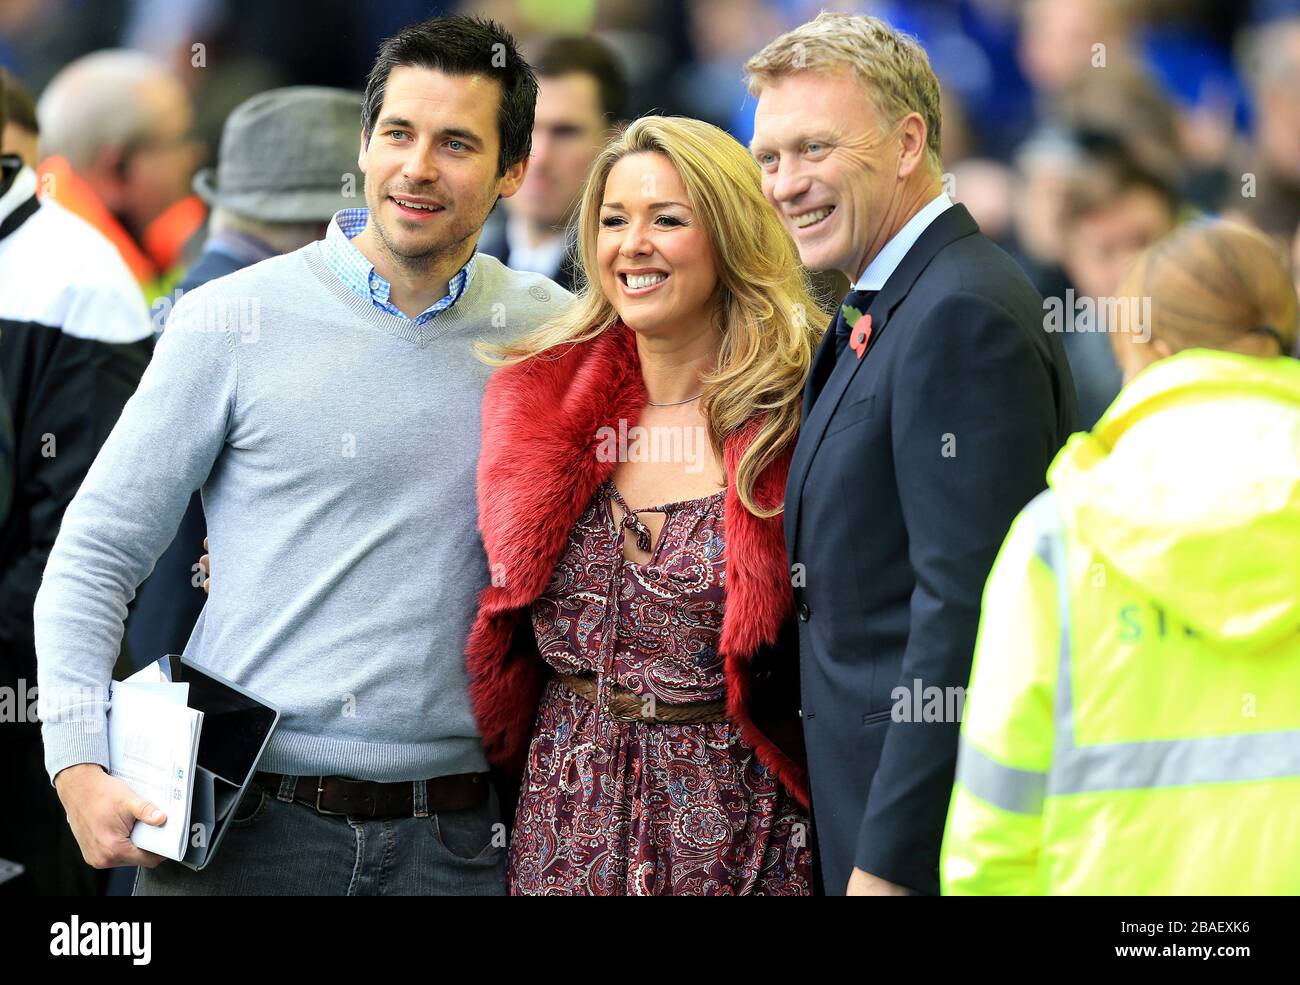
[254,771,488,818]
[559,673,729,723]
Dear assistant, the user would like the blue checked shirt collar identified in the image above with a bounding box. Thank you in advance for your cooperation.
[323,207,476,324]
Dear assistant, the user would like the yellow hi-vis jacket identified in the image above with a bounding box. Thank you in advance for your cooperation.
[941,348,1300,895]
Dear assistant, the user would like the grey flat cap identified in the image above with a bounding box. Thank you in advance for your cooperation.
[194,86,363,223]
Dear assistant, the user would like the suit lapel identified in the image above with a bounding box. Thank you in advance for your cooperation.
[785,204,981,556]
[800,321,838,419]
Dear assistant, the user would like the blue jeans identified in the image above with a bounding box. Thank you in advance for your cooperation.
[133,774,506,895]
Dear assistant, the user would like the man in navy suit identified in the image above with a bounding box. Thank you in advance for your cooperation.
[747,12,1078,895]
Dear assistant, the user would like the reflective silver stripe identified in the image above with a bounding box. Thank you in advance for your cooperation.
[1051,729,1300,794]
[956,733,1046,815]
[1025,491,1076,747]
[1022,490,1300,797]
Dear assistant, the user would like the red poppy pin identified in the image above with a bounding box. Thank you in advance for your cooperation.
[845,306,872,359]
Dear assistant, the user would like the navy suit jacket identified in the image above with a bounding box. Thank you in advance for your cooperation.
[785,204,1078,895]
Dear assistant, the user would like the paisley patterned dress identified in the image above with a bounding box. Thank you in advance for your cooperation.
[506,480,812,895]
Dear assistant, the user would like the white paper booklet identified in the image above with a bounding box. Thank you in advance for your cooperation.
[107,660,204,861]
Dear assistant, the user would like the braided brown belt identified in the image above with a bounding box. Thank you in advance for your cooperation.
[559,673,729,724]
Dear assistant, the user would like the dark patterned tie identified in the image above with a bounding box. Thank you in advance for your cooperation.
[807,289,879,410]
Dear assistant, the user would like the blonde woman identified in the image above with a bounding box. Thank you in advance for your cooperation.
[465,116,826,895]
[943,219,1300,894]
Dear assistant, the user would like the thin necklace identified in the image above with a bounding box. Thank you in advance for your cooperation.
[645,392,703,407]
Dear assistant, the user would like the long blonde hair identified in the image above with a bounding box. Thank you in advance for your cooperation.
[480,115,826,518]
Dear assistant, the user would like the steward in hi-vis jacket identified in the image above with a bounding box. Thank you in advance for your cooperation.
[942,349,1300,895]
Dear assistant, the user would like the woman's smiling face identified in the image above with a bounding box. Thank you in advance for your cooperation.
[597,151,719,338]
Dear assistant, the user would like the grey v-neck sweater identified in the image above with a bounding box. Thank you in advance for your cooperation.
[35,242,571,783]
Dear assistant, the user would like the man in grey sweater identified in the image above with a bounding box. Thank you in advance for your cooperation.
[37,15,571,896]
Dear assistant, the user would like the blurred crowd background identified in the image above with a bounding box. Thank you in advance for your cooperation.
[7,0,1300,430]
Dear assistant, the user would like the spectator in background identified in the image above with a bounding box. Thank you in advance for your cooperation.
[1057,141,1180,429]
[1,68,39,168]
[1003,128,1084,301]
[944,219,1300,895]
[1228,17,1300,239]
[946,11,1183,272]
[1013,0,1199,212]
[126,85,363,672]
[1053,69,1185,195]
[477,35,627,293]
[0,54,153,895]
[1017,0,1138,111]
[35,49,205,302]
[675,0,784,138]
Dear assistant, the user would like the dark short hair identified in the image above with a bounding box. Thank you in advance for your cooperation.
[531,35,629,123]
[362,14,537,175]
[1061,131,1179,227]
